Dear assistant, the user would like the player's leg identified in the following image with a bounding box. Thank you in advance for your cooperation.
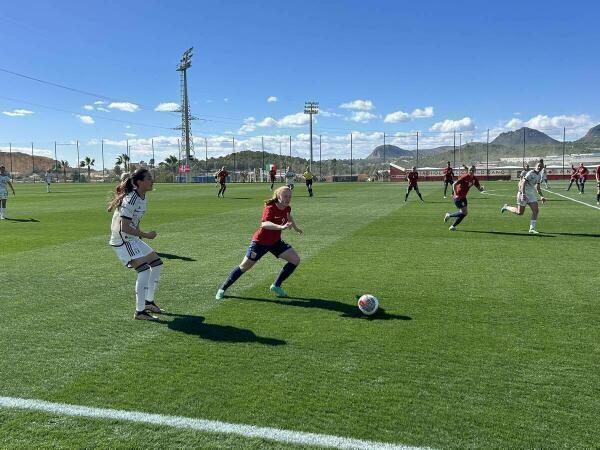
[576,179,581,192]
[502,192,526,215]
[443,181,449,198]
[596,183,600,204]
[580,180,585,194]
[270,243,300,297]
[221,182,227,197]
[415,184,424,201]
[217,243,263,299]
[144,255,164,313]
[405,186,412,202]
[528,202,539,233]
[0,198,6,219]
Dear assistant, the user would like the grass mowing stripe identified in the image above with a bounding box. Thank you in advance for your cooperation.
[0,396,428,450]
[542,188,600,210]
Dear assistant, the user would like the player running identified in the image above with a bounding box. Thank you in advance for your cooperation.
[0,165,15,220]
[578,163,589,194]
[443,165,484,231]
[108,168,164,320]
[404,167,424,202]
[285,166,295,190]
[442,161,454,199]
[45,170,53,193]
[566,164,580,192]
[269,166,277,190]
[595,164,600,205]
[216,186,303,300]
[539,161,549,188]
[303,167,314,197]
[501,160,546,234]
[215,166,229,197]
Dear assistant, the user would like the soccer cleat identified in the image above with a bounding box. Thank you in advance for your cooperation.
[528,228,540,235]
[144,302,164,313]
[215,289,225,300]
[134,310,158,321]
[444,196,447,199]
[0,214,4,220]
[444,213,451,223]
[500,204,508,213]
[449,225,457,231]
[269,284,288,298]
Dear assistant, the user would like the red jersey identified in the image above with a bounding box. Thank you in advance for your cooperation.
[596,166,600,180]
[269,169,277,181]
[407,171,418,186]
[570,167,578,180]
[453,174,481,199]
[578,166,588,180]
[216,170,229,183]
[443,167,454,181]
[251,203,291,245]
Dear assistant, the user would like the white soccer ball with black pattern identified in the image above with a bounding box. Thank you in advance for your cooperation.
[357,294,379,316]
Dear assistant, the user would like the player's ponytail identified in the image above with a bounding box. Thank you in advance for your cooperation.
[108,169,149,211]
[265,186,290,205]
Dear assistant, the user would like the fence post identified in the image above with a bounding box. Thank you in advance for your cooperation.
[31,142,35,178]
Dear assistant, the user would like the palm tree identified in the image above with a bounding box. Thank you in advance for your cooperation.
[59,160,69,182]
[116,153,130,171]
[161,155,179,178]
[80,156,95,180]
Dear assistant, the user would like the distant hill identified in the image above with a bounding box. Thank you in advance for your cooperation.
[0,151,57,175]
[491,127,559,147]
[575,124,600,145]
[367,144,413,159]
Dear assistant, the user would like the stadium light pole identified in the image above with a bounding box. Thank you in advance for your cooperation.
[350,133,353,180]
[31,142,35,176]
[319,134,322,179]
[176,47,196,183]
[205,137,208,180]
[76,140,80,182]
[562,127,566,178]
[453,131,456,168]
[304,101,319,172]
[416,132,419,169]
[383,132,386,163]
[486,129,489,176]
[522,128,526,167]
[9,143,13,173]
[101,139,105,182]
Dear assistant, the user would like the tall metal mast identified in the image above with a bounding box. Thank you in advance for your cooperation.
[175,47,197,182]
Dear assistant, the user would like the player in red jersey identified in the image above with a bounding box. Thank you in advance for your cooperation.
[216,186,303,299]
[215,166,229,197]
[578,163,589,194]
[566,164,580,192]
[595,165,600,205]
[443,165,485,231]
[269,166,277,190]
[404,166,424,202]
[442,161,454,198]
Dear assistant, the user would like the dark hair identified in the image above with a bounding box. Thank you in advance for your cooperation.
[108,168,149,212]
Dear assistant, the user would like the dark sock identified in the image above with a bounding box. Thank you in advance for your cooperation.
[404,193,409,201]
[273,262,297,287]
[221,267,244,290]
[597,194,600,202]
[453,213,465,226]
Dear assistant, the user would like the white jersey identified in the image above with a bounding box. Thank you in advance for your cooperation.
[45,173,52,183]
[109,191,147,246]
[0,173,11,194]
[523,170,541,202]
[285,171,295,184]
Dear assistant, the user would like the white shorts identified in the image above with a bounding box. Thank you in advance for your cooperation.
[0,189,7,200]
[112,238,154,266]
[517,191,537,207]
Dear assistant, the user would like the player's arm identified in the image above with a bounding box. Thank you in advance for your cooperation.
[287,213,303,234]
[518,178,526,192]
[120,217,157,239]
[7,180,15,195]
[260,221,292,231]
[535,181,546,203]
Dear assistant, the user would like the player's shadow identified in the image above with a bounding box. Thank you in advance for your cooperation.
[3,217,39,222]
[227,295,412,320]
[156,252,196,261]
[225,197,251,200]
[461,230,555,238]
[549,231,600,238]
[158,313,286,346]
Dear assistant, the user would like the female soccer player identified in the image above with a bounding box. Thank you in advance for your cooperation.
[578,163,589,194]
[595,164,600,205]
[404,166,424,202]
[45,170,53,193]
[303,167,314,197]
[215,166,229,197]
[285,166,295,190]
[0,165,15,220]
[216,186,303,300]
[269,166,277,190]
[442,161,454,198]
[566,164,580,192]
[108,168,164,320]
[443,165,484,231]
[501,160,546,234]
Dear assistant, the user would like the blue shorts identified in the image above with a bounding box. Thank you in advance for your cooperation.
[454,197,467,208]
[246,240,292,262]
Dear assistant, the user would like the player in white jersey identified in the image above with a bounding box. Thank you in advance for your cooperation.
[500,160,546,234]
[538,165,549,188]
[108,168,164,320]
[45,170,53,193]
[285,166,295,190]
[0,165,16,220]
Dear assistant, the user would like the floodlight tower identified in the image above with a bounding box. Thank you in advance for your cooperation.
[176,47,197,182]
[304,101,319,172]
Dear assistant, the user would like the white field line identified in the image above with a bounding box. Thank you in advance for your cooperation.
[0,396,428,450]
[542,188,600,211]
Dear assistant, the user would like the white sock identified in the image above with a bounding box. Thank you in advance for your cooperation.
[146,261,163,303]
[0,207,3,215]
[530,220,537,229]
[135,264,151,312]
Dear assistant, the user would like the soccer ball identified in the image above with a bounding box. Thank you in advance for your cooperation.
[357,294,379,316]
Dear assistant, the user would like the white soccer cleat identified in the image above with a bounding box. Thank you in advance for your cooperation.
[444,213,450,223]
[0,214,4,220]
[443,196,447,199]
[215,289,225,300]
[500,204,508,213]
[528,228,540,235]
[449,225,456,231]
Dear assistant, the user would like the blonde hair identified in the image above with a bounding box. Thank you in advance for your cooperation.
[265,186,291,205]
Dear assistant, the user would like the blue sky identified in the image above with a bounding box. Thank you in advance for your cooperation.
[0,0,598,164]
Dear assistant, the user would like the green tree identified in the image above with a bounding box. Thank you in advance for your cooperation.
[59,160,69,182]
[80,156,95,179]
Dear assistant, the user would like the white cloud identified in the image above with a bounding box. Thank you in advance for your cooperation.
[223,98,229,102]
[96,107,110,112]
[237,112,311,134]
[384,111,411,123]
[2,109,34,117]
[319,110,343,118]
[267,96,278,103]
[505,118,523,129]
[154,102,179,112]
[411,106,434,118]
[524,114,591,130]
[430,117,474,132]
[349,111,377,123]
[279,112,310,127]
[94,101,106,105]
[77,115,95,125]
[108,102,139,112]
[205,99,213,104]
[125,125,131,129]
[125,133,137,137]
[239,123,256,134]
[339,99,375,111]
[83,105,94,111]
[258,117,278,127]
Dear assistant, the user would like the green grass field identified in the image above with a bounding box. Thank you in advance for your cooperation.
[1,181,598,449]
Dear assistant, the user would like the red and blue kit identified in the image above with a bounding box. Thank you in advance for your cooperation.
[443,167,454,182]
[269,169,277,181]
[570,167,579,180]
[454,174,481,200]
[217,170,229,184]
[578,166,589,180]
[252,204,291,246]
[407,171,418,187]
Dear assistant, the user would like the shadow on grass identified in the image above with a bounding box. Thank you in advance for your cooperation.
[226,295,412,320]
[460,230,555,238]
[2,217,39,222]
[156,252,196,261]
[224,197,252,200]
[549,231,600,238]
[158,313,286,346]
